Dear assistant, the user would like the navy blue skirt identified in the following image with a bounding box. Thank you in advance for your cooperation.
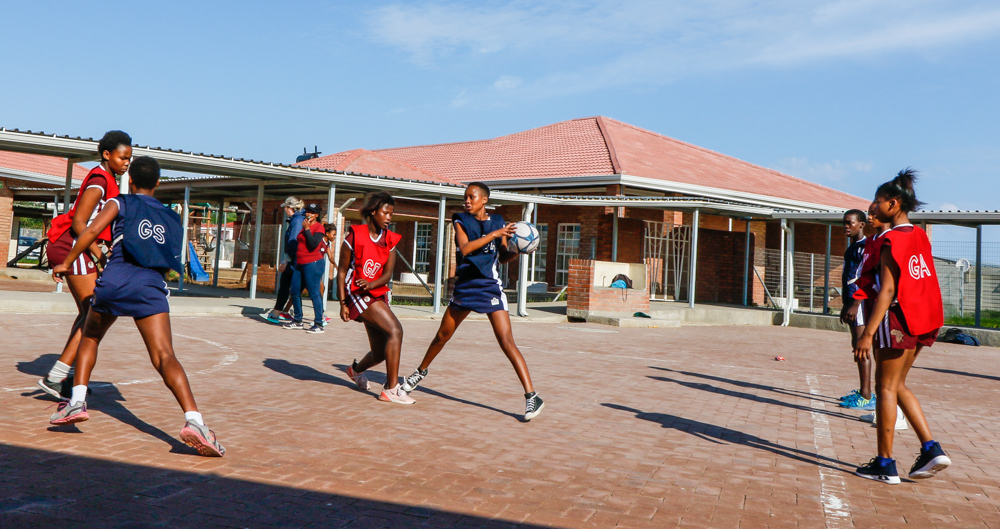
[91,261,170,319]
[450,276,507,314]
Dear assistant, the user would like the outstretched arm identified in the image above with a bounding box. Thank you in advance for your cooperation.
[455,222,516,256]
[337,241,352,321]
[53,200,119,282]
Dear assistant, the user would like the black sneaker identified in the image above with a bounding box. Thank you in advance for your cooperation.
[524,392,545,421]
[36,378,65,400]
[855,457,900,484]
[908,442,951,479]
[401,368,428,393]
[305,324,324,334]
[283,322,305,330]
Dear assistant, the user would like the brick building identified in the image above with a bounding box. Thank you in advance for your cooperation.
[0,152,88,268]
[296,117,869,305]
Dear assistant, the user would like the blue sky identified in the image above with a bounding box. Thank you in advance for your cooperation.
[2,1,998,241]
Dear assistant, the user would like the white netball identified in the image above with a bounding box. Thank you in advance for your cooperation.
[510,221,540,254]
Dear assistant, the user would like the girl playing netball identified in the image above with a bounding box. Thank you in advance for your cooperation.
[49,157,225,457]
[853,169,949,484]
[337,192,412,404]
[38,131,132,400]
[401,182,544,421]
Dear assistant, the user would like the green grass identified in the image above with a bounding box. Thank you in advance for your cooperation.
[944,311,1000,329]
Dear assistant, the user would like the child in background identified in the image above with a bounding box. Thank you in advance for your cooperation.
[49,156,225,457]
[839,209,871,409]
[853,169,949,484]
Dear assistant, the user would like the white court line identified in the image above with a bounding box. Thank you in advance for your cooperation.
[806,373,851,527]
[2,333,238,392]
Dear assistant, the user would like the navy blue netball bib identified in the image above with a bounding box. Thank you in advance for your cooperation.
[453,211,505,279]
[118,194,183,273]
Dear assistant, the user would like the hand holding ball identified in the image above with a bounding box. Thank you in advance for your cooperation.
[510,221,540,254]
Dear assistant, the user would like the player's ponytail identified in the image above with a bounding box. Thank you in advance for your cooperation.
[360,191,395,221]
[875,168,924,213]
[97,130,132,159]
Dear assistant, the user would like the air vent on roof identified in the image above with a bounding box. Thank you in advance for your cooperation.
[295,146,321,163]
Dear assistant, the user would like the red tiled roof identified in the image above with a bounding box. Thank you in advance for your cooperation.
[294,149,462,186]
[310,117,868,210]
[0,151,90,181]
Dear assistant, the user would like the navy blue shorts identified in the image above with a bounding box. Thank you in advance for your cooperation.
[450,277,507,314]
[91,262,170,319]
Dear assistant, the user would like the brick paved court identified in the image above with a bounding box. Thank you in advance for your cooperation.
[1,313,999,528]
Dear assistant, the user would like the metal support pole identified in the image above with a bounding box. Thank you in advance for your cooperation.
[433,197,447,313]
[249,184,264,300]
[742,219,750,305]
[212,200,225,287]
[530,206,538,282]
[976,225,983,327]
[612,213,619,262]
[323,184,336,310]
[517,203,535,317]
[688,209,699,309]
[782,220,795,326]
[810,253,815,312]
[823,225,831,315]
[779,221,785,299]
[63,158,74,211]
[179,186,190,291]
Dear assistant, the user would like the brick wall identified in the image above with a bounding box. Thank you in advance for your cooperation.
[0,178,13,269]
[692,228,756,305]
[567,259,650,315]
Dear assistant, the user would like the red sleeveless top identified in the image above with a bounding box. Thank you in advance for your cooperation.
[882,225,943,335]
[346,224,401,298]
[852,231,887,301]
[47,166,119,243]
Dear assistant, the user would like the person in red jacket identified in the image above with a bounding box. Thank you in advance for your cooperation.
[853,169,951,485]
[37,131,132,400]
[336,192,412,404]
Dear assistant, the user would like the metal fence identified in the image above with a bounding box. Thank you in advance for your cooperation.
[933,241,1000,328]
[644,221,692,301]
[756,248,844,314]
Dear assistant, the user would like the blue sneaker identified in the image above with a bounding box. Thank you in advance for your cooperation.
[856,457,900,484]
[839,389,860,401]
[908,442,950,479]
[840,393,872,409]
[859,396,877,411]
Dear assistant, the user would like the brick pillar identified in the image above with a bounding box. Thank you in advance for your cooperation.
[0,178,13,270]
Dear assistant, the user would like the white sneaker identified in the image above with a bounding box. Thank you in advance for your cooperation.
[379,384,415,405]
[861,406,907,430]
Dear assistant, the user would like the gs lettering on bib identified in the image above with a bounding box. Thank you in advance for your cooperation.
[118,194,183,273]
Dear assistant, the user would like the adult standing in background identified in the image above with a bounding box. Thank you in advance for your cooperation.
[283,203,327,333]
[265,197,305,323]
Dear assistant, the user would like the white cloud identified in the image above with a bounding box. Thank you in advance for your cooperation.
[365,1,1000,102]
[493,75,522,91]
[940,202,959,212]
[773,157,873,182]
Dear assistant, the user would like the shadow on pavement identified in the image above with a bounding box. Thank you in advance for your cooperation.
[0,444,544,528]
[647,375,857,421]
[649,366,834,402]
[18,355,197,454]
[914,366,1000,382]
[262,359,359,392]
[601,403,853,472]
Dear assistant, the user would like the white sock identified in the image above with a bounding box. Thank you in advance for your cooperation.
[70,385,88,405]
[184,411,204,426]
[47,361,71,383]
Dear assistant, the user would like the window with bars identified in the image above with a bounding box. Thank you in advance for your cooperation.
[555,224,581,286]
[413,222,433,273]
[533,224,548,282]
